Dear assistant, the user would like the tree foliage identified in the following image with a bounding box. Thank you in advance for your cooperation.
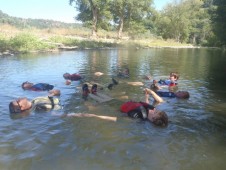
[69,0,112,37]
[70,0,154,38]
[110,0,154,38]
[1,0,226,47]
[154,0,212,44]
[211,0,226,46]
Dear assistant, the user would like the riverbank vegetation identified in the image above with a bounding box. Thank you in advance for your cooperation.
[68,0,226,47]
[0,0,226,54]
[0,24,191,54]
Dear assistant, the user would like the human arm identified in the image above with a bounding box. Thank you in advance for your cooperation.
[145,88,164,103]
[65,113,117,122]
[144,90,151,104]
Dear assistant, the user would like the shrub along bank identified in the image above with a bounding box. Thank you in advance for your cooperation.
[0,32,194,56]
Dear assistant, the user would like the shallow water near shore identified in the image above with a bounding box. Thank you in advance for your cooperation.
[0,48,226,170]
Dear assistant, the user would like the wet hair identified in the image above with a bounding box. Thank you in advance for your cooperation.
[182,91,189,98]
[21,81,29,90]
[152,111,168,127]
[9,101,21,114]
[170,72,179,80]
[9,102,16,113]
[176,91,190,99]
[63,73,71,80]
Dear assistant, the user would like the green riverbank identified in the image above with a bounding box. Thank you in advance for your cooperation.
[0,31,201,56]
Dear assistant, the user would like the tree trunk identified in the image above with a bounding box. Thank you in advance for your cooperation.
[118,16,124,39]
[89,0,98,38]
[192,35,196,44]
[175,32,180,43]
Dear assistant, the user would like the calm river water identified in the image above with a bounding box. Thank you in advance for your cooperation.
[0,48,226,170]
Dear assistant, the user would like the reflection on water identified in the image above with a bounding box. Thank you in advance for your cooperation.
[0,49,226,170]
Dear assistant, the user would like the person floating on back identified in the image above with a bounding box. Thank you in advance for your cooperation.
[120,90,168,127]
[21,81,54,91]
[145,88,189,104]
[9,95,117,122]
[9,95,61,115]
[63,73,83,81]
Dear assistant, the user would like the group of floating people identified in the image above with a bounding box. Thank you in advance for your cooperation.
[9,68,190,127]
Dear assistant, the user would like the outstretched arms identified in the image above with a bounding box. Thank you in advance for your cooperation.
[65,113,117,122]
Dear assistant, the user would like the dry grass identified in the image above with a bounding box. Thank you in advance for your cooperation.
[0,24,193,50]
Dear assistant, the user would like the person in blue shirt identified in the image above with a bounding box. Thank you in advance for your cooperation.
[158,72,179,86]
[22,81,54,91]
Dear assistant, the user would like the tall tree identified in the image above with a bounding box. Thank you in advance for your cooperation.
[110,0,154,38]
[156,0,212,44]
[211,0,226,46]
[157,1,191,42]
[110,0,126,38]
[69,0,112,38]
[185,0,212,45]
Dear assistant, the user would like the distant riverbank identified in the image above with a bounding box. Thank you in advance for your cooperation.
[0,35,200,57]
[0,26,217,57]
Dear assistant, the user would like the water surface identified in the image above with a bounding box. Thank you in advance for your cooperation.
[0,48,226,170]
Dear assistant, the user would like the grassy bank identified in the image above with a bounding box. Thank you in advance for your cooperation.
[0,24,194,55]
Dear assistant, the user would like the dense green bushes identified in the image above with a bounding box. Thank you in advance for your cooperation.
[0,33,56,52]
[0,33,119,53]
[0,35,9,52]
[10,33,55,52]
